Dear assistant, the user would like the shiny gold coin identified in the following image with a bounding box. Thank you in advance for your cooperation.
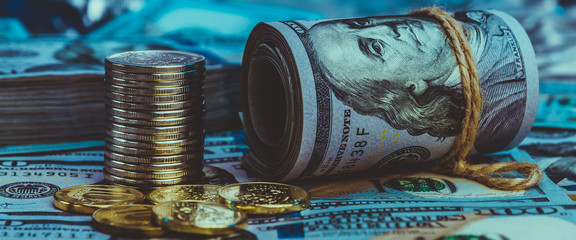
[152,200,247,235]
[106,68,203,81]
[105,151,203,164]
[105,137,202,149]
[106,106,204,120]
[217,182,310,215]
[105,158,199,172]
[105,50,205,74]
[105,129,204,142]
[104,170,204,187]
[147,185,222,204]
[92,204,164,237]
[104,165,203,180]
[53,185,145,214]
[106,83,201,96]
[107,122,200,134]
[106,98,195,111]
[106,91,198,103]
[107,114,204,126]
[106,142,201,156]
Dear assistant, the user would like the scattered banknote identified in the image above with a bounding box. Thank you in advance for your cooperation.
[0,38,242,155]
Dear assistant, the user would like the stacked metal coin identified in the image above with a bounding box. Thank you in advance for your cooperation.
[104,50,206,190]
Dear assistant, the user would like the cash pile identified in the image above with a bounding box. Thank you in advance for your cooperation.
[103,50,206,190]
[0,75,104,146]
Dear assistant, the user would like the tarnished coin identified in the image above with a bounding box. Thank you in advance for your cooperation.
[105,50,205,73]
[147,185,222,204]
[217,182,310,215]
[53,185,145,214]
[104,171,205,187]
[107,122,200,135]
[106,106,203,120]
[152,200,247,235]
[105,98,194,111]
[107,114,204,126]
[105,151,203,164]
[106,83,202,95]
[106,142,200,156]
[105,137,201,149]
[105,129,204,142]
[106,68,204,81]
[104,165,203,180]
[105,158,198,172]
[92,204,164,237]
[105,91,197,103]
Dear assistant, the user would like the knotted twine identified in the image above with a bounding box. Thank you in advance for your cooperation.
[409,7,542,190]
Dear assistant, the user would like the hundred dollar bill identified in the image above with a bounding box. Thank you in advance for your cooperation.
[300,149,571,202]
[533,93,576,129]
[520,128,576,200]
[241,10,538,181]
[0,151,104,213]
[245,201,576,240]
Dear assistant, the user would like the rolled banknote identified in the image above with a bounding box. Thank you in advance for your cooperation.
[240,9,538,181]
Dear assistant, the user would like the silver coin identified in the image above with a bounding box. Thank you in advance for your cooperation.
[105,91,198,103]
[104,151,203,164]
[106,69,204,82]
[105,98,196,111]
[105,50,205,74]
[105,137,202,149]
[104,170,205,186]
[106,107,204,120]
[104,158,200,172]
[106,142,201,156]
[103,165,202,180]
[105,129,204,142]
[107,122,201,134]
[106,83,203,96]
[106,115,204,127]
[105,76,203,89]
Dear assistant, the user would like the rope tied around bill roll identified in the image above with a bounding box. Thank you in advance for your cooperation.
[409,7,542,190]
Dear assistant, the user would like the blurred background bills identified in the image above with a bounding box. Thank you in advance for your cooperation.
[1,0,576,239]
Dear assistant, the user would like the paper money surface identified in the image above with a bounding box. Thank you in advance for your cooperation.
[241,9,538,181]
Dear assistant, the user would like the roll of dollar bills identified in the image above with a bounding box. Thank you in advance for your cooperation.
[240,10,538,181]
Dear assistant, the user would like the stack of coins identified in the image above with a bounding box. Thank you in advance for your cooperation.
[104,50,206,190]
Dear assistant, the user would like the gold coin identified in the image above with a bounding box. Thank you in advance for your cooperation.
[92,204,164,237]
[106,68,203,81]
[104,165,203,180]
[106,83,201,95]
[104,171,205,187]
[105,158,199,172]
[106,91,197,103]
[217,182,310,215]
[104,151,203,164]
[106,106,204,120]
[53,185,145,214]
[105,129,204,142]
[152,200,247,235]
[147,185,222,204]
[107,114,204,126]
[107,122,200,134]
[106,142,201,156]
[105,50,205,74]
[105,98,195,111]
[105,137,202,149]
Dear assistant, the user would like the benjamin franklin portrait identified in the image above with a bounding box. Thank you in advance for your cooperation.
[301,10,528,153]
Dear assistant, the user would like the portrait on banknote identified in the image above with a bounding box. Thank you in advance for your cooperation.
[300,10,528,152]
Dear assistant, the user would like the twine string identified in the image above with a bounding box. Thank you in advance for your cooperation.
[409,7,542,190]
